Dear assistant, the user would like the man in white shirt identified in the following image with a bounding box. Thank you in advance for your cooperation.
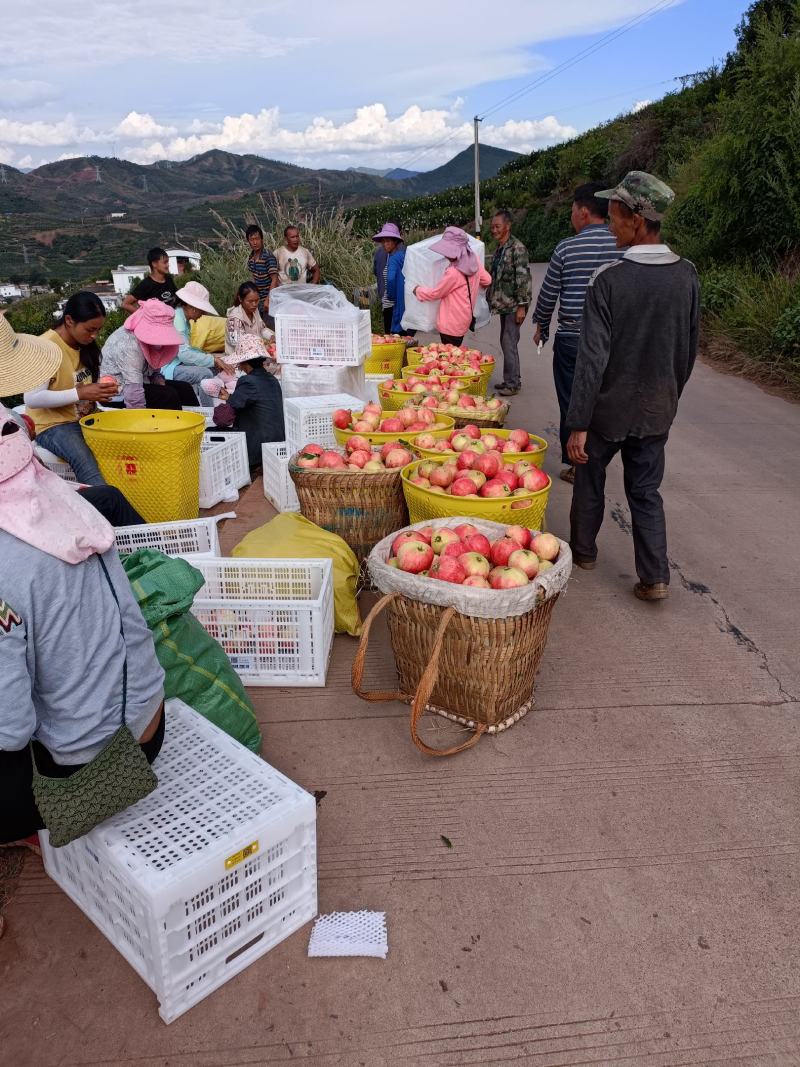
[275,226,320,285]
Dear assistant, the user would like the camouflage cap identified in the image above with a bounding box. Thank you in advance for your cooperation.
[596,170,675,221]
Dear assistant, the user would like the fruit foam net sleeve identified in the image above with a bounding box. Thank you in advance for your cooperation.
[307,910,388,959]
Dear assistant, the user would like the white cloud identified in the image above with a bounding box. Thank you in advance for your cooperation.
[632,99,652,112]
[114,111,177,139]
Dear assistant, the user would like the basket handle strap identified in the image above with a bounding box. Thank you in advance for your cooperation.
[351,592,409,703]
[408,606,486,757]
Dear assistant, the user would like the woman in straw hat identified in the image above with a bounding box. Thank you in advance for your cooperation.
[161,280,229,398]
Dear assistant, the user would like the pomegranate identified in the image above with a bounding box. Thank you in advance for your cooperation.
[496,469,519,491]
[345,435,371,454]
[295,452,320,469]
[441,540,467,559]
[454,523,479,540]
[435,557,467,584]
[489,565,530,589]
[363,459,385,472]
[450,478,478,497]
[462,423,481,440]
[462,470,486,489]
[506,525,531,549]
[462,532,491,556]
[530,532,560,561]
[384,447,413,468]
[414,433,437,450]
[508,429,530,450]
[475,453,501,479]
[396,540,434,573]
[380,417,403,433]
[459,552,490,577]
[347,449,371,468]
[520,468,549,492]
[318,450,347,469]
[456,450,480,470]
[429,466,455,489]
[332,409,351,430]
[431,528,460,554]
[302,443,325,457]
[463,575,491,588]
[489,537,519,566]
[508,548,540,579]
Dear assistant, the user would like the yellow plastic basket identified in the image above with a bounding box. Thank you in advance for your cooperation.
[406,348,494,394]
[81,409,206,522]
[379,378,471,411]
[333,412,454,448]
[401,459,551,530]
[364,339,408,376]
[401,365,483,396]
[412,429,548,467]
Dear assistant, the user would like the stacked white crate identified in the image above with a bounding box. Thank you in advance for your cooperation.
[41,700,317,1024]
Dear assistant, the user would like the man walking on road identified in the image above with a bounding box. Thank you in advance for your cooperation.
[533,183,622,483]
[488,210,531,397]
[566,171,699,602]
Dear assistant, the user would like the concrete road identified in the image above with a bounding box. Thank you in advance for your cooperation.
[3,267,799,1065]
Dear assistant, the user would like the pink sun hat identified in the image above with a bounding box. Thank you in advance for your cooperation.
[429,226,479,275]
[124,299,183,346]
[372,222,403,242]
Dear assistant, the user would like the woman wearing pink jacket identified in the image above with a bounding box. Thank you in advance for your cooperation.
[413,227,491,345]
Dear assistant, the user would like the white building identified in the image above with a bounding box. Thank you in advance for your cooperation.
[111,249,201,295]
[0,282,23,301]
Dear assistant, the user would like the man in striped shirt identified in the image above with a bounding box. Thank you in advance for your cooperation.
[533,183,623,482]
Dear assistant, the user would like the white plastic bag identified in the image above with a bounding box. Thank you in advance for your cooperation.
[368,517,572,620]
[401,234,490,333]
[269,283,360,320]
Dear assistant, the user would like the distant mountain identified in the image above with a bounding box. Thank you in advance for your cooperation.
[403,145,519,196]
[384,167,420,181]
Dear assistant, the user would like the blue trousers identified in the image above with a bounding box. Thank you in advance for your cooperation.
[36,421,106,485]
[552,332,580,465]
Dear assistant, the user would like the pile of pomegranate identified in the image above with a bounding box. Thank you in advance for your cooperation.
[408,455,549,498]
[333,402,447,435]
[387,523,560,588]
[380,376,474,398]
[295,440,414,471]
[414,424,538,455]
[371,333,406,345]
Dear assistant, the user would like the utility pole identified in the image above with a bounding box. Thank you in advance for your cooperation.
[0,166,7,184]
[473,116,482,237]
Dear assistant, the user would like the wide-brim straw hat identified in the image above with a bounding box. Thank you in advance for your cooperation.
[177,280,218,316]
[0,314,62,395]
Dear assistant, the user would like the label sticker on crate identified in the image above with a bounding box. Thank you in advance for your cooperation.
[225,839,260,870]
[310,346,325,359]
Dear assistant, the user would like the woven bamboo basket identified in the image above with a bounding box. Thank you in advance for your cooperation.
[289,456,409,563]
[449,405,509,429]
[352,591,559,755]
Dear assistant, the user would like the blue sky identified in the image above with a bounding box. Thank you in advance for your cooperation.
[0,0,750,172]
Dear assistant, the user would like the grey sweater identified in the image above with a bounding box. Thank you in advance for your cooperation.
[566,247,699,440]
[0,533,164,763]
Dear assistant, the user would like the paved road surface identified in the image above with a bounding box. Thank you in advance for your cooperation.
[4,266,799,1065]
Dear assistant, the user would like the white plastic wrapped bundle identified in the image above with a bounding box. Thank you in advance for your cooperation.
[401,234,490,333]
[269,283,360,320]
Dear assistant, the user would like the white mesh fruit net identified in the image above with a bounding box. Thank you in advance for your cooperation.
[307,910,388,958]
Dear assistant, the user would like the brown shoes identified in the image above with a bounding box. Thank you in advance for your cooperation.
[634,582,669,601]
[559,466,575,484]
[572,555,597,570]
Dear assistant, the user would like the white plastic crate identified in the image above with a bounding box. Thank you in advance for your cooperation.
[183,405,216,428]
[114,513,235,558]
[283,392,363,454]
[262,443,300,513]
[279,361,366,401]
[190,557,334,686]
[35,445,78,482]
[199,432,251,509]
[204,431,251,491]
[276,308,370,367]
[41,700,317,1025]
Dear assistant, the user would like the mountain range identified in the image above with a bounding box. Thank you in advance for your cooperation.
[0,144,517,282]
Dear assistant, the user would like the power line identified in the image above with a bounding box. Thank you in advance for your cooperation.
[478,0,676,120]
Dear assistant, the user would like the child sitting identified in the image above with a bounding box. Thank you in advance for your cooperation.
[212,336,285,469]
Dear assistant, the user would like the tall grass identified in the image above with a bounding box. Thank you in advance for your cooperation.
[193,194,378,318]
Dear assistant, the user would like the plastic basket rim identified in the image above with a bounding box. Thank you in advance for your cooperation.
[413,430,549,462]
[80,410,207,436]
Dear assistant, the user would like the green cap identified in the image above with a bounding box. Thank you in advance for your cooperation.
[596,170,675,222]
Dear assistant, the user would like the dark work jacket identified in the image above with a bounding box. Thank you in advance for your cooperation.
[228,365,285,467]
[566,251,699,440]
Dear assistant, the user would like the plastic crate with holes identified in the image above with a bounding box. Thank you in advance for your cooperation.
[40,699,317,1025]
[283,393,363,454]
[275,308,371,367]
[199,433,250,509]
[189,557,334,686]
[114,513,235,558]
[262,443,300,512]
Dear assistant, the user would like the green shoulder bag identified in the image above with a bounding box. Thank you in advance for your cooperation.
[31,555,159,848]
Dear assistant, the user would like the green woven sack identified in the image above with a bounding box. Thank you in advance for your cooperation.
[31,556,158,849]
[31,726,157,848]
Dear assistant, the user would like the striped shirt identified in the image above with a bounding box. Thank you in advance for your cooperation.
[533,224,623,340]
[247,249,279,306]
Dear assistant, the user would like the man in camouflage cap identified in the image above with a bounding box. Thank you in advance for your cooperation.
[565,170,699,602]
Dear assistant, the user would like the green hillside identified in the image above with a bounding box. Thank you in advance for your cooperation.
[352,0,800,386]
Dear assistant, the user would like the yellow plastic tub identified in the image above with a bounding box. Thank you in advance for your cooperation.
[412,429,548,467]
[333,412,454,448]
[401,459,551,530]
[378,377,471,411]
[364,338,408,376]
[81,409,206,522]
